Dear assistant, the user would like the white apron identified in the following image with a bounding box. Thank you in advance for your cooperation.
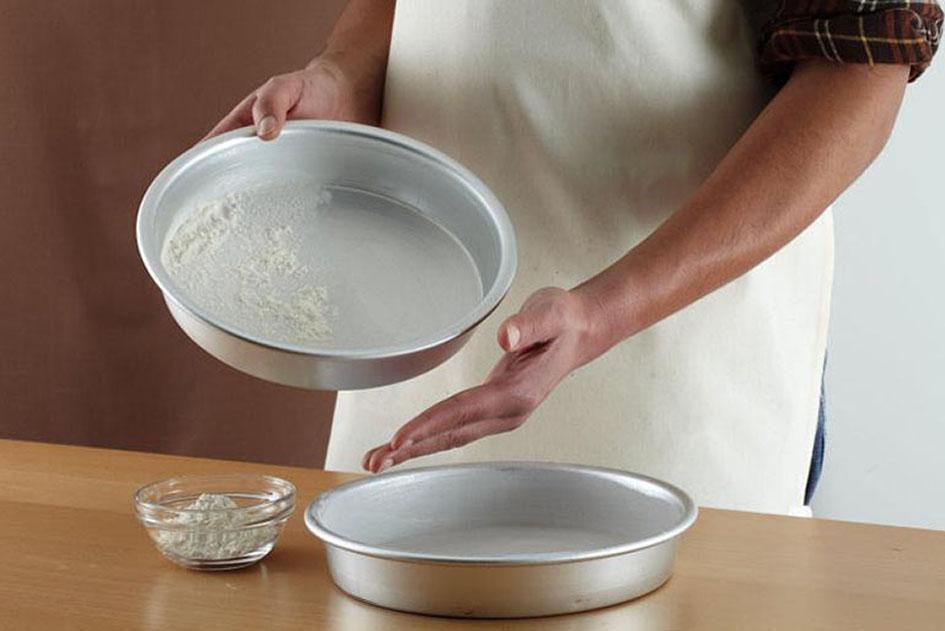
[327,0,833,515]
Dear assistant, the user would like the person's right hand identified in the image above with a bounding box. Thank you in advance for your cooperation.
[203,54,383,142]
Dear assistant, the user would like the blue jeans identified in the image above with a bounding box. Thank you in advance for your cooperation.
[804,362,827,505]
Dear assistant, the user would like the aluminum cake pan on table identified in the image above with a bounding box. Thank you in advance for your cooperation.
[137,121,516,390]
[305,462,697,618]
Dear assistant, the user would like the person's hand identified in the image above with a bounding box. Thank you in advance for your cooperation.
[203,53,383,141]
[362,287,601,472]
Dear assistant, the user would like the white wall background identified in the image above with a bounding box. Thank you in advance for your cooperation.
[811,64,945,530]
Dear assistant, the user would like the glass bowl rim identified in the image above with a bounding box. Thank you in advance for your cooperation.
[134,473,296,519]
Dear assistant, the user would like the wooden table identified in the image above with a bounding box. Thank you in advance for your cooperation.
[2,440,943,630]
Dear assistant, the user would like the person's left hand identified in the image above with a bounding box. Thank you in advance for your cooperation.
[362,287,599,472]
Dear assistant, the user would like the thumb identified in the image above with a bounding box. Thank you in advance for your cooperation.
[498,304,561,352]
[251,75,303,141]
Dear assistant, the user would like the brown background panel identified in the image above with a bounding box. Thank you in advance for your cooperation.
[0,0,348,466]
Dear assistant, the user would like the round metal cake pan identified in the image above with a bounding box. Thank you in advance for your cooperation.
[136,121,516,390]
[305,463,697,618]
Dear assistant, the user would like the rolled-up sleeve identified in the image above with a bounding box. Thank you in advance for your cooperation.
[760,1,942,81]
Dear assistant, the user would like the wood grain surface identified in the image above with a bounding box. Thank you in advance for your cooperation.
[2,439,943,630]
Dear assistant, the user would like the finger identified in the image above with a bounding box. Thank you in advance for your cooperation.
[203,93,256,141]
[388,384,502,451]
[361,443,390,471]
[361,444,386,471]
[251,75,303,140]
[498,303,563,352]
[385,417,520,469]
[365,443,399,473]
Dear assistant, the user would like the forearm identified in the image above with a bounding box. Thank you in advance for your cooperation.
[575,60,908,359]
[318,0,396,94]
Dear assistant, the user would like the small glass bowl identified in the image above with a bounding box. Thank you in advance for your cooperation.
[134,473,296,570]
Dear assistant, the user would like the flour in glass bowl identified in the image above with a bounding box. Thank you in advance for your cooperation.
[161,182,336,346]
[153,493,277,560]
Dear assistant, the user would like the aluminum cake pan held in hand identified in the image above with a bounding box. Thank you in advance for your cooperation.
[136,121,516,390]
[305,463,697,618]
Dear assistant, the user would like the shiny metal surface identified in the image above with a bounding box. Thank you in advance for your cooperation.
[305,463,697,618]
[137,121,516,390]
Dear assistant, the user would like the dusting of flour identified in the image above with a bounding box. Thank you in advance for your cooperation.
[153,493,278,560]
[162,183,335,345]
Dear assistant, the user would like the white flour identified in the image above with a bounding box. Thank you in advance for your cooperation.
[154,493,277,560]
[162,183,335,346]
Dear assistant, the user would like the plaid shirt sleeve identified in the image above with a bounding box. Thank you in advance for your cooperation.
[759,1,943,81]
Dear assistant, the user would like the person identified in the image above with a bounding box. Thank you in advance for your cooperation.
[208,0,941,515]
